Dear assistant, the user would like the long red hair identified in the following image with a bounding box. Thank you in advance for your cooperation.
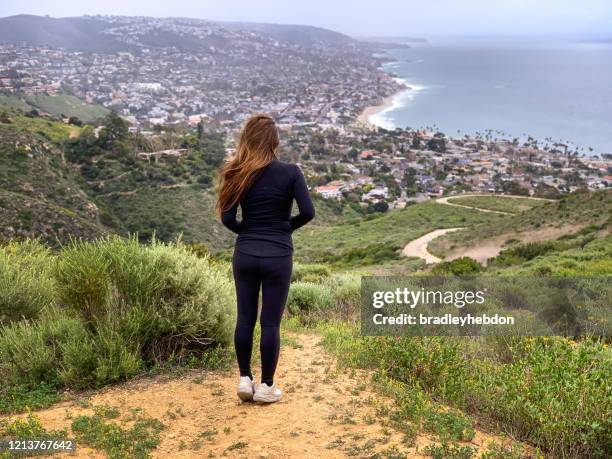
[216,114,279,218]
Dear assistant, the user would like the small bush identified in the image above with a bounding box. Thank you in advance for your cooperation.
[0,240,56,325]
[286,282,334,316]
[329,243,401,267]
[431,257,482,275]
[0,236,236,394]
[291,263,331,283]
[492,241,559,267]
[323,274,361,321]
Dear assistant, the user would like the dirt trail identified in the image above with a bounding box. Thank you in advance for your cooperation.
[5,333,504,458]
[436,194,554,216]
[402,194,555,264]
[435,196,512,215]
[402,228,464,264]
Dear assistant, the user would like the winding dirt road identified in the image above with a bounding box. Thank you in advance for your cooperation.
[436,194,554,216]
[402,194,554,264]
[401,228,464,264]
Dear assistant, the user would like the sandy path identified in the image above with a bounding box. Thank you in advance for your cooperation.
[402,228,464,264]
[401,194,556,264]
[3,332,505,458]
[436,194,554,216]
[436,196,512,215]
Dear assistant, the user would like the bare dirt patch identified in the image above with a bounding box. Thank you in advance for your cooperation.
[445,225,583,264]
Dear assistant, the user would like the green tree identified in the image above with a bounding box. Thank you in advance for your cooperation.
[97,112,129,151]
[68,116,83,126]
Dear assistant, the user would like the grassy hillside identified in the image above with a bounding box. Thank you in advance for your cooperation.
[0,94,109,123]
[429,190,611,258]
[446,195,549,214]
[0,110,240,248]
[293,201,501,267]
[0,112,112,242]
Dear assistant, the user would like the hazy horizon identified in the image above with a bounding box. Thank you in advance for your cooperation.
[1,0,611,39]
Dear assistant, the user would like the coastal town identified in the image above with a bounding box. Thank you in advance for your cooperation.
[284,124,612,210]
[0,16,402,128]
[0,15,610,212]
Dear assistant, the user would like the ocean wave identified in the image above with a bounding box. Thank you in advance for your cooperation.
[368,81,426,129]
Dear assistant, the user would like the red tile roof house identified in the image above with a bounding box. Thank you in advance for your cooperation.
[315,185,342,199]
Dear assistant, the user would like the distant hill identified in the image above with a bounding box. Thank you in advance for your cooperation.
[0,15,355,53]
[220,21,354,45]
[0,94,109,123]
[0,15,129,52]
[0,112,113,243]
[0,110,230,247]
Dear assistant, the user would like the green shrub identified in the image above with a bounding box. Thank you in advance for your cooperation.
[291,263,331,283]
[54,236,236,355]
[0,236,236,394]
[0,306,89,387]
[431,257,482,275]
[0,240,56,325]
[492,241,559,267]
[329,243,401,267]
[286,282,334,316]
[323,274,361,320]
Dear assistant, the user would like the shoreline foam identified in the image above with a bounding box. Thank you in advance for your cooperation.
[356,93,397,128]
[357,76,423,130]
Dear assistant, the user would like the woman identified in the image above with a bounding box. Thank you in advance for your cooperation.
[217,114,315,403]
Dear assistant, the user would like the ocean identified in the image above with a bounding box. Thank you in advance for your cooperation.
[370,37,612,156]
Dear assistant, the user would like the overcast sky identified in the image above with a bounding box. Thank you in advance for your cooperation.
[1,0,611,38]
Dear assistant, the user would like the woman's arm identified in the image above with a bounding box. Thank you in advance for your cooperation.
[290,165,315,231]
[221,203,243,234]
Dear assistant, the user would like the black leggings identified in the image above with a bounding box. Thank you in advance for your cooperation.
[232,250,292,385]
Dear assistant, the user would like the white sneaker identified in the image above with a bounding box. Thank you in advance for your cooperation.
[237,376,254,401]
[253,382,282,403]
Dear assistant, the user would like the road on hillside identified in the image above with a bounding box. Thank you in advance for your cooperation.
[402,228,464,264]
[436,194,554,215]
[402,194,554,264]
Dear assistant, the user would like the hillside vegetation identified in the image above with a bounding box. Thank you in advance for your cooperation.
[429,190,611,259]
[0,110,235,247]
[0,111,112,242]
[446,195,549,214]
[0,94,109,123]
[0,237,234,411]
[293,201,500,267]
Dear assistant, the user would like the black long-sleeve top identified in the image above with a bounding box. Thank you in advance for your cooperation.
[221,160,315,256]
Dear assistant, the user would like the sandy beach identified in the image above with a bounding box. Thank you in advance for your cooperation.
[355,93,396,127]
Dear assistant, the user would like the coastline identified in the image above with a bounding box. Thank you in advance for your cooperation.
[356,93,397,128]
[356,72,410,129]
